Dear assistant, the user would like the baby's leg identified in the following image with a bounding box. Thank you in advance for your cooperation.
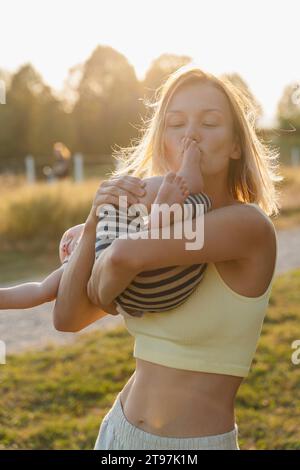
[135,137,205,221]
[148,172,189,230]
[147,138,204,202]
[177,137,204,194]
[147,172,211,230]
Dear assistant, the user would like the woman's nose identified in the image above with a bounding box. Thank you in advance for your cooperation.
[184,135,201,145]
[184,128,202,141]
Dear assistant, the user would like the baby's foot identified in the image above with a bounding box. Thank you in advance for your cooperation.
[177,137,204,194]
[149,171,190,230]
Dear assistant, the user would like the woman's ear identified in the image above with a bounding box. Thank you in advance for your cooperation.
[231,139,242,161]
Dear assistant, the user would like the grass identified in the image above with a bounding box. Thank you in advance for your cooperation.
[0,249,59,285]
[0,268,299,450]
[0,328,135,450]
[0,178,99,252]
[274,165,300,229]
[236,268,300,449]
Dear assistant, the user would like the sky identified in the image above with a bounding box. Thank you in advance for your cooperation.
[1,0,299,126]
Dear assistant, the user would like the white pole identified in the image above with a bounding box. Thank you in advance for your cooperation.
[25,155,36,184]
[74,153,84,182]
[0,80,6,105]
[0,340,6,364]
[291,147,300,167]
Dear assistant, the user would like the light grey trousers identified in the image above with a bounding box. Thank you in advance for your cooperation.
[94,393,240,450]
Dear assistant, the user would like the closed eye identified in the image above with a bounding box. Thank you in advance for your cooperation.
[168,122,218,128]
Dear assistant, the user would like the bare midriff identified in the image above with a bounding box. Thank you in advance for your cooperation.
[119,358,243,438]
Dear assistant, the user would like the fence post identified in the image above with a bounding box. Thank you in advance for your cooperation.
[74,153,84,182]
[25,155,36,184]
[0,80,6,105]
[0,340,6,365]
[291,147,300,167]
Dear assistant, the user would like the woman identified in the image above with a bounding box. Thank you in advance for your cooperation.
[53,65,282,450]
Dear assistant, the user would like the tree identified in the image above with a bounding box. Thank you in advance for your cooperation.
[141,53,193,104]
[277,82,300,130]
[0,64,71,170]
[0,64,43,164]
[71,45,141,156]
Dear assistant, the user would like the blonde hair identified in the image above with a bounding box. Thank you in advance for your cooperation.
[53,142,71,159]
[110,63,283,216]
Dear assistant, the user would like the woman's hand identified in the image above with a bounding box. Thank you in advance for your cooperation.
[86,175,146,226]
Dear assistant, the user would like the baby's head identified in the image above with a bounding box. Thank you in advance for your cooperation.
[59,224,84,264]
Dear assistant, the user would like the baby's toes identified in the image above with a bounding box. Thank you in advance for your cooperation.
[165,171,176,183]
[182,185,190,197]
[174,174,184,185]
[179,177,188,187]
[179,178,188,190]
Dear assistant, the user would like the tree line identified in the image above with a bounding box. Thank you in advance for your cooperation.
[0,45,299,172]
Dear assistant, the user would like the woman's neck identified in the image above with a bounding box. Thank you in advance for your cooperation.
[203,174,236,210]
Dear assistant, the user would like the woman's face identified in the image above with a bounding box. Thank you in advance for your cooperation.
[163,81,240,175]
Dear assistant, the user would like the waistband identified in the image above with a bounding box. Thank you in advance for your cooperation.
[106,392,240,450]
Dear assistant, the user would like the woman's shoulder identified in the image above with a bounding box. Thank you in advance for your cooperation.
[241,202,275,228]
[233,202,277,253]
[220,202,277,292]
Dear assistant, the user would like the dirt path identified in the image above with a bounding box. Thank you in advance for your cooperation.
[1,226,299,355]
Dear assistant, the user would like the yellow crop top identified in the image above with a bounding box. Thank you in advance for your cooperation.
[121,226,278,378]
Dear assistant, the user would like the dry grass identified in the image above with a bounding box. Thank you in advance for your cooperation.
[0,165,299,249]
[273,165,300,229]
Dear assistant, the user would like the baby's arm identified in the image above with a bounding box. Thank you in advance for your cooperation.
[0,265,64,309]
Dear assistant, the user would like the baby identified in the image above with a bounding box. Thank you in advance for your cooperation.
[0,137,212,317]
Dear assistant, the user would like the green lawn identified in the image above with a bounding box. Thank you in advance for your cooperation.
[0,249,59,285]
[0,269,299,449]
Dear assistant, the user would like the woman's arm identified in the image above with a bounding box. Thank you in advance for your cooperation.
[0,266,63,309]
[96,204,273,306]
[53,175,147,331]
[87,242,140,309]
[55,173,159,320]
[85,175,164,309]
